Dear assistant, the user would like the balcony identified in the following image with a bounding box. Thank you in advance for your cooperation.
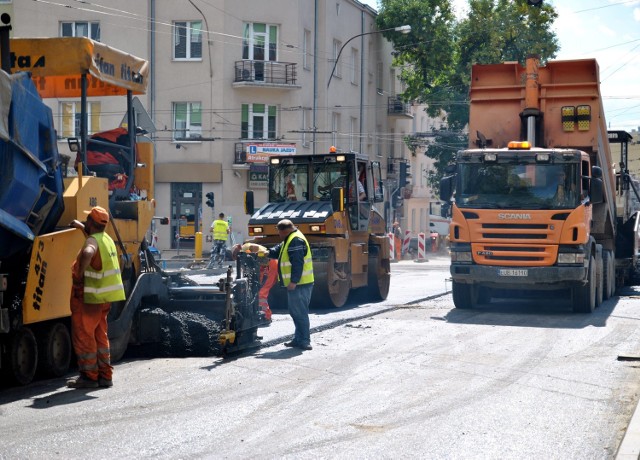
[234,143,248,166]
[387,96,412,117]
[233,60,301,89]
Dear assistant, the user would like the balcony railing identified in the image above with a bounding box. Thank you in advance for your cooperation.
[234,60,298,86]
[387,96,412,117]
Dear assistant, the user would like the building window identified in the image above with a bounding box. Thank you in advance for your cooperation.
[173,21,202,60]
[350,47,359,85]
[303,29,311,70]
[350,117,357,152]
[241,104,277,140]
[60,21,100,41]
[376,61,384,94]
[242,23,278,62]
[332,39,342,79]
[331,112,340,147]
[301,108,309,148]
[60,101,101,138]
[173,102,202,140]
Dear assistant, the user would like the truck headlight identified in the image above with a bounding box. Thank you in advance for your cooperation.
[451,251,472,263]
[558,253,585,264]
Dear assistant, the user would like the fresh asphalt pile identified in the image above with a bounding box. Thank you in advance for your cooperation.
[128,308,223,358]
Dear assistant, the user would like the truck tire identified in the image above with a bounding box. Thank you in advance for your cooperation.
[4,327,38,385]
[595,245,603,308]
[477,287,491,304]
[452,281,475,309]
[37,322,71,378]
[602,250,613,300]
[572,255,595,313]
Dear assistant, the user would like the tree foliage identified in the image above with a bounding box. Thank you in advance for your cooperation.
[377,0,559,190]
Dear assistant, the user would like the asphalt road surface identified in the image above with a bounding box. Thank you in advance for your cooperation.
[2,256,640,459]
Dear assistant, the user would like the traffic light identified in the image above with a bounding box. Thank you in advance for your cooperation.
[392,190,403,208]
[399,161,411,188]
[205,192,214,208]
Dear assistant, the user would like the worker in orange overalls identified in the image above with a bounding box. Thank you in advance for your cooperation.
[67,206,125,389]
[258,259,277,322]
[233,242,273,323]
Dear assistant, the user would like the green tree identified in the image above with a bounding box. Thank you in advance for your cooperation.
[377,0,559,190]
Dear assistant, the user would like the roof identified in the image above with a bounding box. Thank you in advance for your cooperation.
[9,37,148,97]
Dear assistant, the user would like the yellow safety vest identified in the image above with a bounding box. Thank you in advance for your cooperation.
[83,232,126,304]
[212,219,229,241]
[278,230,314,286]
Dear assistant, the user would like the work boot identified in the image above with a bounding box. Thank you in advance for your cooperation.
[67,375,98,389]
[284,341,299,348]
[98,377,113,388]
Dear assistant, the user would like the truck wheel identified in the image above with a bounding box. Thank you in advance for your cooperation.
[367,250,390,301]
[572,255,595,313]
[602,250,613,300]
[477,287,491,304]
[452,281,475,309]
[6,327,38,385]
[595,245,603,308]
[38,322,71,378]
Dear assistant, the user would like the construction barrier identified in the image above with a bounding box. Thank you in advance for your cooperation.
[403,230,411,258]
[388,232,395,261]
[417,232,427,260]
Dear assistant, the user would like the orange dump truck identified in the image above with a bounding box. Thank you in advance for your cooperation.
[440,55,637,313]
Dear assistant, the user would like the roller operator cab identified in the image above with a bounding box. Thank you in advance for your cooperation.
[244,152,391,308]
[440,55,636,314]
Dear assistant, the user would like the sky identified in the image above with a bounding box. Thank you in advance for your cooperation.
[361,0,640,132]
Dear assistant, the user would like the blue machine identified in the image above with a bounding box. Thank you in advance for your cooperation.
[0,71,65,259]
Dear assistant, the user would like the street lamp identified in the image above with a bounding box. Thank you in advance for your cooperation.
[327,25,411,89]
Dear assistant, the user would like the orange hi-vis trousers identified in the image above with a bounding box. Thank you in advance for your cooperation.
[70,286,113,381]
[258,259,278,321]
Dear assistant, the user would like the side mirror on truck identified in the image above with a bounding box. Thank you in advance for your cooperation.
[331,187,344,212]
[244,191,254,215]
[440,176,455,202]
[589,166,604,204]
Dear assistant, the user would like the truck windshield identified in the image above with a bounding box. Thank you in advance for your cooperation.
[269,163,310,202]
[312,162,351,201]
[457,163,580,210]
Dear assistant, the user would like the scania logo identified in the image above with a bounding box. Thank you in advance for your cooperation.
[498,213,531,219]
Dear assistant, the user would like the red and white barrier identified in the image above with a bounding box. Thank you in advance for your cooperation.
[403,230,411,257]
[417,232,427,260]
[388,232,395,261]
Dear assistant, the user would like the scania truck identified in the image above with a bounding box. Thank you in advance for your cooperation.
[440,55,638,313]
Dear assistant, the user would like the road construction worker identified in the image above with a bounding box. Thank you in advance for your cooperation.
[241,219,314,350]
[232,242,274,323]
[210,212,230,267]
[67,206,125,389]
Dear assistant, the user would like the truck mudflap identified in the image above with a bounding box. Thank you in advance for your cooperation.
[450,264,587,289]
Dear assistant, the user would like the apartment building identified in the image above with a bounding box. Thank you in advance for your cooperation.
[6,0,436,251]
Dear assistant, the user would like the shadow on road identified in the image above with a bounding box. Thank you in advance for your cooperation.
[443,294,618,329]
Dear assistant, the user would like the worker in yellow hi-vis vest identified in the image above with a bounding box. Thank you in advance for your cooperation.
[210,212,230,267]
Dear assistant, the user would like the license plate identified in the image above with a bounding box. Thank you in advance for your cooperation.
[499,269,528,277]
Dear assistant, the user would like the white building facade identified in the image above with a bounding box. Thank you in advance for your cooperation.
[5,0,440,251]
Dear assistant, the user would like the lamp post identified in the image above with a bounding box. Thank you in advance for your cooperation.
[325,24,411,155]
[327,25,411,89]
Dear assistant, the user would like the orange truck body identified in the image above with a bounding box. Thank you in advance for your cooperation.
[443,56,634,312]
